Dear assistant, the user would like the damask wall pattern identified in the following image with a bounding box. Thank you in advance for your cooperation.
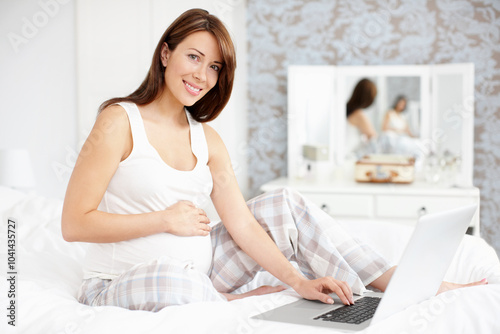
[246,0,500,255]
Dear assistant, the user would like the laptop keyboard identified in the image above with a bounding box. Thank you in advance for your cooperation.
[314,297,381,324]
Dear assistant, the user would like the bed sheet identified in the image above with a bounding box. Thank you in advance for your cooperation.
[1,187,499,334]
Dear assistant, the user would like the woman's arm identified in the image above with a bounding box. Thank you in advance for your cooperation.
[61,105,211,243]
[205,125,354,305]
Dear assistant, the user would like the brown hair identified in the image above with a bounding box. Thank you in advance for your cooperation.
[346,78,377,117]
[392,95,407,112]
[99,8,236,122]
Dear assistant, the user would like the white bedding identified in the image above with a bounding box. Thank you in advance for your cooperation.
[1,186,499,334]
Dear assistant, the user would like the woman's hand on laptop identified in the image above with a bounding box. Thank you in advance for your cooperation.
[292,277,354,305]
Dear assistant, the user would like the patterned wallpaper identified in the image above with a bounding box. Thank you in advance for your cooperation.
[246,0,500,255]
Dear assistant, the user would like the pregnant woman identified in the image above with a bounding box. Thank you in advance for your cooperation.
[62,8,485,312]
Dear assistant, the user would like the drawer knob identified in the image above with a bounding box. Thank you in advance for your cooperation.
[321,204,329,213]
[418,206,427,216]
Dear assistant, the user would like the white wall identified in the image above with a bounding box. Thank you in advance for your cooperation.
[0,0,77,199]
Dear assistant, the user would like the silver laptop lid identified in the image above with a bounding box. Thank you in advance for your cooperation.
[371,204,477,324]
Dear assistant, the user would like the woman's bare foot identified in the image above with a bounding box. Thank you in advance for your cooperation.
[369,266,489,296]
[222,285,287,301]
[437,278,488,295]
[369,266,397,292]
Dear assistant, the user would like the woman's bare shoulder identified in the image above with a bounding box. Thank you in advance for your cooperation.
[97,104,129,128]
[202,123,223,146]
[89,104,133,143]
[347,109,365,125]
[202,123,228,162]
[89,104,132,159]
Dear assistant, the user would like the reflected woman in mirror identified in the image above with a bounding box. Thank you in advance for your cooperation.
[382,95,413,137]
[379,95,424,158]
[345,78,378,157]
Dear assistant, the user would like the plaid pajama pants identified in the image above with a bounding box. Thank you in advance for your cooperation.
[77,188,391,311]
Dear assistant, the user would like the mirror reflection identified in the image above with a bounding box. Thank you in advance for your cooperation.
[344,75,423,160]
[287,64,474,187]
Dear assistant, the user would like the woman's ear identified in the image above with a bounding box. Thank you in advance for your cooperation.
[160,42,169,67]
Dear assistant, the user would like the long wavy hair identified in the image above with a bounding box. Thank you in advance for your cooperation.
[99,8,236,122]
[346,78,377,118]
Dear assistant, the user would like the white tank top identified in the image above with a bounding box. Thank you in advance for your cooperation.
[82,102,214,279]
[386,110,407,133]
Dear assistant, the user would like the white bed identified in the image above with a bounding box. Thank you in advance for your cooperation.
[1,186,500,334]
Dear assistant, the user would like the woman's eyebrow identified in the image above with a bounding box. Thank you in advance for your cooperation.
[188,48,223,65]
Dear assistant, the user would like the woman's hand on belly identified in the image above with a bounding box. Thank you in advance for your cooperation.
[162,201,212,236]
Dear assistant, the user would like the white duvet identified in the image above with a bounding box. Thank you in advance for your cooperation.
[1,186,499,334]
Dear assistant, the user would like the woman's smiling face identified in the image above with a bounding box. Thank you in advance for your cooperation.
[161,31,223,108]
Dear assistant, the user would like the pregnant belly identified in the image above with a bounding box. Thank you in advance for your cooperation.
[113,233,213,275]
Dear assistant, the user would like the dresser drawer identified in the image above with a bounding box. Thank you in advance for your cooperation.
[303,193,374,217]
[376,195,476,219]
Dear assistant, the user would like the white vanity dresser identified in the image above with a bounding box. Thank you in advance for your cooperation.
[261,64,480,236]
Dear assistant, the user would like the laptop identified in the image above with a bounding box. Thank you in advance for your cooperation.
[252,204,477,332]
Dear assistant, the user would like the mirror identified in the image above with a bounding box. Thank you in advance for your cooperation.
[288,66,336,180]
[288,63,474,186]
[342,74,422,159]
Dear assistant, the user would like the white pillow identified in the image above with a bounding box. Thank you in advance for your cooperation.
[0,185,28,212]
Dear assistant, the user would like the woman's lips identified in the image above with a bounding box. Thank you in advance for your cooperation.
[184,80,202,96]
